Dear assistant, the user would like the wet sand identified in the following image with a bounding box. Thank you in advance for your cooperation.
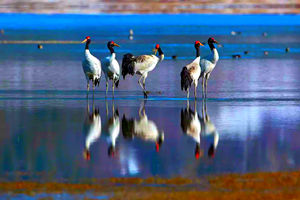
[1,171,300,199]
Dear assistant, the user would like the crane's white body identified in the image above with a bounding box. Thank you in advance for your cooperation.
[82,49,101,89]
[200,48,219,79]
[103,53,120,81]
[102,52,120,94]
[186,56,201,86]
[134,55,161,76]
[134,54,164,97]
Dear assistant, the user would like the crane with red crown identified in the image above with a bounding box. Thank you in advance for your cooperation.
[121,44,164,98]
[102,41,121,97]
[81,36,101,93]
[199,37,220,98]
[180,41,204,99]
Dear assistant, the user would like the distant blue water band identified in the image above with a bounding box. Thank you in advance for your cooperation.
[0,13,299,29]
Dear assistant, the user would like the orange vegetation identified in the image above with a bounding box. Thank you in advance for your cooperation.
[1,171,300,199]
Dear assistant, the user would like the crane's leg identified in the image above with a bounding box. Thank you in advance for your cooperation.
[138,75,147,98]
[106,81,109,96]
[143,75,148,98]
[187,88,190,99]
[187,98,190,110]
[194,81,197,99]
[112,81,115,98]
[86,80,90,99]
[202,76,205,98]
[105,98,109,116]
[205,75,209,98]
[138,76,144,90]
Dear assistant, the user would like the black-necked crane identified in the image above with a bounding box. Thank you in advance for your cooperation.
[83,100,101,161]
[181,100,203,159]
[122,101,164,152]
[180,41,204,99]
[200,37,219,98]
[81,36,101,93]
[102,41,120,96]
[121,44,164,98]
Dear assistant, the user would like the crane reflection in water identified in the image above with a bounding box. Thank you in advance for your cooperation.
[103,100,120,157]
[82,99,121,160]
[82,99,101,161]
[122,100,164,152]
[181,99,219,159]
[200,99,219,159]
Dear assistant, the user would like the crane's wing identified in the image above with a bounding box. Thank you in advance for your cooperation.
[134,55,159,71]
[82,55,101,76]
[200,56,213,75]
[103,57,120,75]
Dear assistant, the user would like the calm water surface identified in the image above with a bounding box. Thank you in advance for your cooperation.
[0,17,300,182]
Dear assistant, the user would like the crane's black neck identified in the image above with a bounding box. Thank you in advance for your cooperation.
[108,46,115,54]
[208,42,215,51]
[85,40,91,50]
[157,47,163,56]
[195,46,200,57]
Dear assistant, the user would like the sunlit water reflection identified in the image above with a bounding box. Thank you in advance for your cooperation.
[0,99,299,181]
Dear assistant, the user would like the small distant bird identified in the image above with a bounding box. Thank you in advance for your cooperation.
[181,101,202,160]
[262,32,268,37]
[102,41,120,96]
[129,29,134,40]
[37,44,43,49]
[231,31,241,36]
[180,41,204,99]
[285,47,290,53]
[264,51,269,56]
[199,37,220,98]
[244,51,249,55]
[172,55,177,60]
[122,44,164,98]
[122,101,164,152]
[232,54,241,59]
[0,29,4,35]
[81,36,101,92]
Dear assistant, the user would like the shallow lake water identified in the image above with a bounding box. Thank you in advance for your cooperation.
[0,14,300,182]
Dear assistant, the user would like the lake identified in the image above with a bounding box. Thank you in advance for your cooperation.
[0,14,300,182]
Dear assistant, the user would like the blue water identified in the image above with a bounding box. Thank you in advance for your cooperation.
[0,14,300,186]
[1,14,300,29]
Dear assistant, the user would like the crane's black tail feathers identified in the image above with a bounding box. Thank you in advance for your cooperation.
[122,53,135,80]
[180,67,193,91]
[95,77,100,87]
[115,79,119,88]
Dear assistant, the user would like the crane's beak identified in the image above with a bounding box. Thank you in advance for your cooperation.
[113,43,120,47]
[153,48,158,55]
[81,39,87,43]
[199,42,205,46]
[214,40,219,44]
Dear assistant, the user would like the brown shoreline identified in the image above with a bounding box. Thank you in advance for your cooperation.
[1,171,300,199]
[0,1,299,14]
